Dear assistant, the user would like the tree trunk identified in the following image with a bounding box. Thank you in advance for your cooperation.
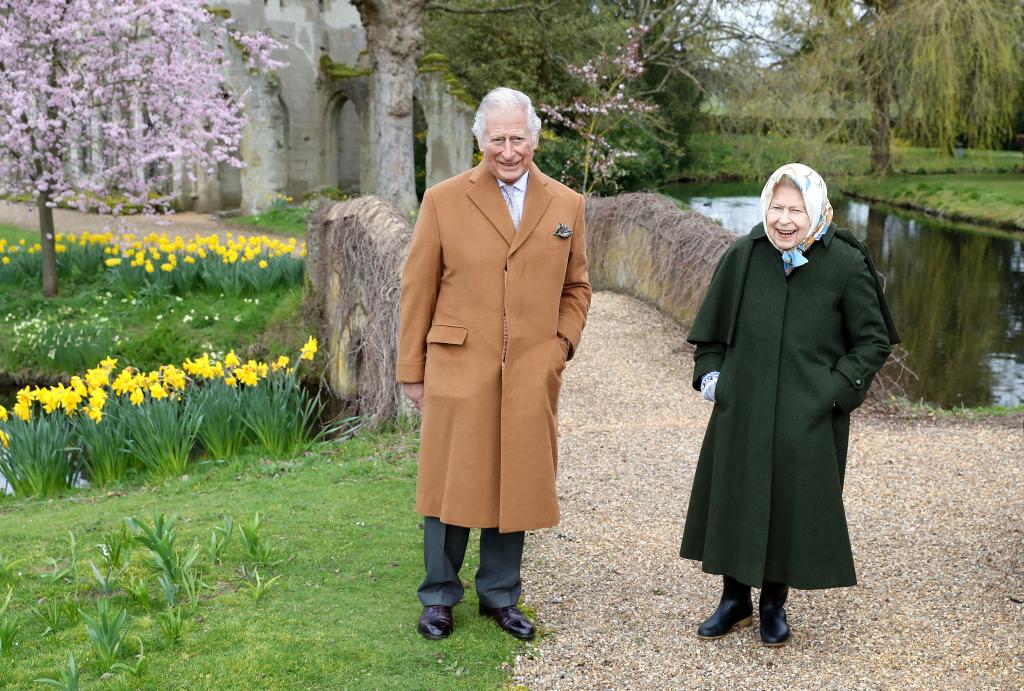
[353,0,425,218]
[869,72,893,175]
[865,0,897,175]
[37,191,58,298]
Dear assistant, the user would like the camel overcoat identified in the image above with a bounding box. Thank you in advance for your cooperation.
[397,162,591,533]
[680,223,899,589]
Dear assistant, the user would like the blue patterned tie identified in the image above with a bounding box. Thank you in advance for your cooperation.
[500,184,520,230]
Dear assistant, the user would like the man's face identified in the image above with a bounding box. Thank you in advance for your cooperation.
[482,109,536,184]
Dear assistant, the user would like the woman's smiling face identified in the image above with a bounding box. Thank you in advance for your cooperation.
[766,184,811,250]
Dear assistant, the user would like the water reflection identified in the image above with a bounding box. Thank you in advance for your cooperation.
[666,182,1024,407]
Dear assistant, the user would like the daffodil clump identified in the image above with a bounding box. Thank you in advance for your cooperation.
[0,337,321,498]
[0,231,306,296]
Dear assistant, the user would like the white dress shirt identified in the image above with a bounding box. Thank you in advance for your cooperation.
[497,170,529,230]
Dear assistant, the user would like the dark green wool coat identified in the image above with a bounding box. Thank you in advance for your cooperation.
[680,223,900,590]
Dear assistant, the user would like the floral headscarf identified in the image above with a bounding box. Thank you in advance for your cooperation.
[760,163,834,275]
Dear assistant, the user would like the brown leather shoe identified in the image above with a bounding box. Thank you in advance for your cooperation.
[479,604,535,640]
[417,605,453,640]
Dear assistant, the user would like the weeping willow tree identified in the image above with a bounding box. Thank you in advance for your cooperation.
[722,0,1023,174]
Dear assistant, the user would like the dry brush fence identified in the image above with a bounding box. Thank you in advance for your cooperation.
[307,192,908,424]
[306,197,411,425]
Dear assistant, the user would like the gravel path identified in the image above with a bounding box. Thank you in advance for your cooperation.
[513,291,1023,689]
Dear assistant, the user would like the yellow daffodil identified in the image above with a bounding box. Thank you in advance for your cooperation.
[162,365,187,391]
[149,383,168,400]
[272,355,289,372]
[0,429,8,448]
[105,257,122,267]
[13,401,30,421]
[235,365,258,387]
[183,355,217,380]
[0,405,6,422]
[300,336,318,361]
[129,388,145,406]
[225,350,241,368]
[144,261,154,273]
[225,376,237,387]
[85,366,111,389]
[258,260,268,269]
[87,405,103,423]
[37,388,60,415]
[89,388,107,409]
[112,370,136,396]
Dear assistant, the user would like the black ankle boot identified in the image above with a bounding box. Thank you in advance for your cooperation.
[697,575,753,639]
[759,582,791,647]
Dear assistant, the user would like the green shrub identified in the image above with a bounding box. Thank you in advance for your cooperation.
[0,415,77,497]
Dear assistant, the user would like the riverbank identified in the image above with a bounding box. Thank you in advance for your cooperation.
[841,173,1024,232]
[675,132,1022,182]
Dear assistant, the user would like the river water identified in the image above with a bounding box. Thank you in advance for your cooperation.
[665,181,1024,408]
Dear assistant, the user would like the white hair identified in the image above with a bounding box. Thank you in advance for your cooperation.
[471,87,542,150]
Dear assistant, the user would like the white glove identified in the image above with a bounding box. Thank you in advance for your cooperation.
[700,371,719,402]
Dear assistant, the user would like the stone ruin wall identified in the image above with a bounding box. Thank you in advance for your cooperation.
[178,0,473,215]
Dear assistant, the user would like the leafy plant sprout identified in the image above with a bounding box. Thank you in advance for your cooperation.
[241,565,281,602]
[34,652,80,690]
[79,599,129,672]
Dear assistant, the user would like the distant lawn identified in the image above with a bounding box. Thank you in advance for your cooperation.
[676,132,1022,182]
[0,223,35,245]
[0,430,522,689]
[227,206,311,237]
[841,173,1024,231]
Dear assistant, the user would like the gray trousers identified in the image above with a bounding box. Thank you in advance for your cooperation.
[418,516,525,609]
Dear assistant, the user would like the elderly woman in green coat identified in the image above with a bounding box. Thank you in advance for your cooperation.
[680,163,900,647]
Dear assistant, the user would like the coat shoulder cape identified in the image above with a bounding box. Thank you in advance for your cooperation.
[687,223,900,349]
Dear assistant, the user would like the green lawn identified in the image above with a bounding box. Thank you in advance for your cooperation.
[0,430,522,689]
[676,132,1023,182]
[840,173,1024,231]
[0,275,307,386]
[0,224,35,245]
[227,207,311,237]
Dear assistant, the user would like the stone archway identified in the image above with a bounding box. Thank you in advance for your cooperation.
[334,98,362,193]
[326,91,363,194]
[218,157,243,210]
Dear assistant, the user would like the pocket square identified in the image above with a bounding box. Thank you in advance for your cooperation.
[553,223,573,239]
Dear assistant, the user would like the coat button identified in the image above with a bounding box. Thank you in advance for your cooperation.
[855,379,862,386]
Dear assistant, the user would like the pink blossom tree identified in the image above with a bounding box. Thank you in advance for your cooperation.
[540,27,658,194]
[0,0,284,297]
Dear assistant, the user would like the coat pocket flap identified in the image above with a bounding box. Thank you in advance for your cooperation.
[426,324,468,345]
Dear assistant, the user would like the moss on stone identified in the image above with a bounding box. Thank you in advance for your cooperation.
[203,6,232,20]
[320,55,371,79]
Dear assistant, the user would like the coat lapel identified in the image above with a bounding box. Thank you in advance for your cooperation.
[508,163,552,257]
[467,162,514,247]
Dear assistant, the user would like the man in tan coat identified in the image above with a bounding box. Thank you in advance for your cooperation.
[397,87,591,640]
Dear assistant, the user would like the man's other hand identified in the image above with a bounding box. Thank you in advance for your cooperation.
[403,382,425,410]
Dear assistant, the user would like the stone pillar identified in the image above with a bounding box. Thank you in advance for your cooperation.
[193,162,222,214]
[415,72,474,187]
[240,76,289,214]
